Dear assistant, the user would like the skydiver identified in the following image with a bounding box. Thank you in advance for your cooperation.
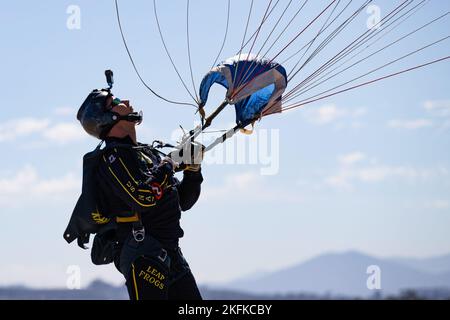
[64,88,205,300]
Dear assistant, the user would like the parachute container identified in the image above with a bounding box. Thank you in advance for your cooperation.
[199,54,287,127]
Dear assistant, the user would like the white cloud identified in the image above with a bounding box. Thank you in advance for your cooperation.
[231,172,259,190]
[0,118,50,142]
[0,165,37,194]
[305,104,344,125]
[325,165,421,190]
[204,172,302,204]
[43,122,86,144]
[427,200,450,210]
[424,100,450,117]
[387,100,450,131]
[54,107,77,116]
[338,152,366,166]
[33,172,80,195]
[350,121,365,129]
[424,100,450,132]
[0,117,86,145]
[205,172,260,200]
[387,119,433,130]
[325,153,448,190]
[358,166,419,182]
[325,171,352,189]
[443,120,450,131]
[352,107,368,117]
[0,165,80,207]
[315,105,341,124]
[304,104,367,127]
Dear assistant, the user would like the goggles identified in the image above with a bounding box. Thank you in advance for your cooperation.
[112,97,122,107]
[104,95,122,111]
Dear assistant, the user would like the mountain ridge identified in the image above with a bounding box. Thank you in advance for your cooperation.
[217,250,450,296]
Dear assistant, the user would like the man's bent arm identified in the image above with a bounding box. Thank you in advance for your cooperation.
[177,170,203,211]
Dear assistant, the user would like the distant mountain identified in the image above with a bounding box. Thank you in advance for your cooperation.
[389,253,450,275]
[220,250,450,297]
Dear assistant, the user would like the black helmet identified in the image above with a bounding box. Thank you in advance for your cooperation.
[77,89,143,140]
[77,89,118,140]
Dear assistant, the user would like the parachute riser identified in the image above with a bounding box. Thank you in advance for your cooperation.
[179,99,229,146]
[202,100,228,130]
[204,125,240,152]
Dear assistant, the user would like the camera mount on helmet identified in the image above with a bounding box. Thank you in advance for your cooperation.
[105,70,114,91]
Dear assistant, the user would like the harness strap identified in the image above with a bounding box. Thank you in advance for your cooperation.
[131,212,145,242]
[116,213,140,223]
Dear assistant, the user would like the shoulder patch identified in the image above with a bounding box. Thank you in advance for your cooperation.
[108,154,117,164]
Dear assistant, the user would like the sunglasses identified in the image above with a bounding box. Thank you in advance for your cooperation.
[112,97,122,107]
[105,96,122,111]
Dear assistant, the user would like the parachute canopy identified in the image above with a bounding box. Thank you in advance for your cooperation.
[199,54,287,127]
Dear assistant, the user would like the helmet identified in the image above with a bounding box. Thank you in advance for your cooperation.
[77,70,143,140]
[77,89,118,139]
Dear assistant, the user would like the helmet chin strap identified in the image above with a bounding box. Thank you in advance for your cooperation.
[112,111,143,125]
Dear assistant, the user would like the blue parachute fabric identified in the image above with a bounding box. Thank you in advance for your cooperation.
[198,71,230,104]
[234,84,275,126]
[199,55,287,128]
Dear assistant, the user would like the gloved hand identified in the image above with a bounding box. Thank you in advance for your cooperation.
[161,156,179,171]
[169,141,205,172]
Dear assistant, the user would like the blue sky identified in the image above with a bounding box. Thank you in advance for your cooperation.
[0,0,449,289]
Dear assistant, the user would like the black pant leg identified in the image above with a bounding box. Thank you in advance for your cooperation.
[168,271,203,300]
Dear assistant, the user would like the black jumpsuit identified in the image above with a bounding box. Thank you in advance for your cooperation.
[96,136,203,300]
